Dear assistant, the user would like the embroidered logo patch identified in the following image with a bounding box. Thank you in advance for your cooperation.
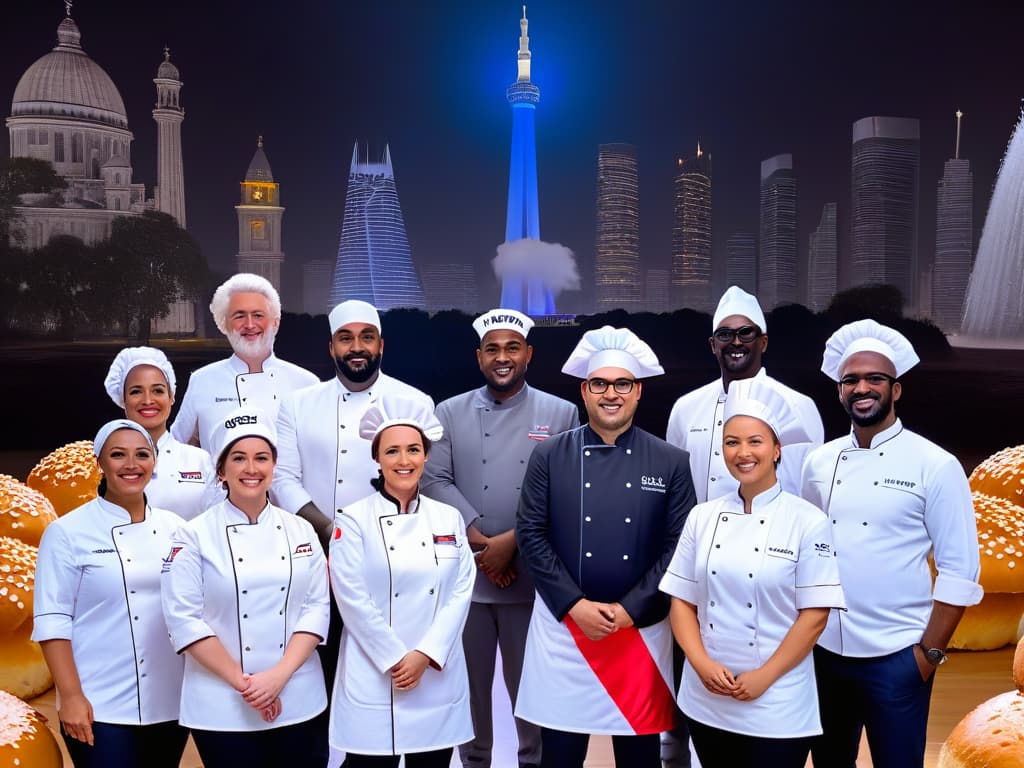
[433,534,458,546]
[528,425,551,441]
[640,475,667,493]
[161,546,183,573]
[178,471,203,481]
[293,542,314,557]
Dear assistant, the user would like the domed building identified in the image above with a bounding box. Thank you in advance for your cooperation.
[5,8,193,333]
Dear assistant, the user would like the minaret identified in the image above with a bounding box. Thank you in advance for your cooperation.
[236,136,285,292]
[501,6,553,315]
[153,47,186,227]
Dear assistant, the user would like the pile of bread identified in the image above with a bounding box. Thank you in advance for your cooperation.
[0,442,98,762]
[949,444,1024,650]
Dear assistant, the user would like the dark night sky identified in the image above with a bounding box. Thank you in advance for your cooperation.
[3,1,1023,314]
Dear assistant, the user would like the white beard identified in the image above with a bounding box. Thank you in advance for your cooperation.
[227,325,276,362]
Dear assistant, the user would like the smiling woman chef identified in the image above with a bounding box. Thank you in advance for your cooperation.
[328,395,475,768]
[160,407,329,768]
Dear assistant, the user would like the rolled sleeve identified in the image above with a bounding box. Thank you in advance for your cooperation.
[933,572,984,607]
[31,523,78,642]
[659,513,698,604]
[293,529,330,643]
[794,514,846,611]
[160,525,216,652]
[927,457,982,607]
[271,393,314,515]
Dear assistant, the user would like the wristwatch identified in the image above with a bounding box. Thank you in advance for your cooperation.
[917,643,948,666]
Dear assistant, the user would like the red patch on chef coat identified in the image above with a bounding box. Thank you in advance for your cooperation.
[160,546,183,574]
[528,425,551,441]
[565,617,675,734]
[433,533,457,545]
[334,527,342,540]
[293,542,314,557]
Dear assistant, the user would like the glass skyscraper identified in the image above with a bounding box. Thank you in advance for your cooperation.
[807,202,838,312]
[758,153,798,310]
[330,142,425,311]
[672,146,713,312]
[595,143,641,312]
[500,7,554,316]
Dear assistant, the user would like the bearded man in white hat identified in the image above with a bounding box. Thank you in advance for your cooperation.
[171,273,318,450]
[422,308,579,768]
[666,285,823,503]
[515,326,696,768]
[801,319,981,768]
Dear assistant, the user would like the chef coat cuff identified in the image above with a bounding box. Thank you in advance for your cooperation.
[273,482,313,516]
[293,613,329,645]
[933,572,984,606]
[658,570,697,603]
[170,620,218,654]
[31,613,73,642]
[795,583,846,611]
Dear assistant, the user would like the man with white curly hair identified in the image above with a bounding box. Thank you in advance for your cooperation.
[171,273,318,450]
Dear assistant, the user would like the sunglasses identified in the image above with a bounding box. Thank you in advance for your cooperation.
[712,325,761,343]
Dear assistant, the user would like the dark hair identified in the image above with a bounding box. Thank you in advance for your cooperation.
[215,435,278,477]
[370,426,432,461]
[97,476,108,496]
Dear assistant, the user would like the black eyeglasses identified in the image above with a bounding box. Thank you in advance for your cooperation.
[586,378,636,395]
[838,373,897,388]
[712,325,761,344]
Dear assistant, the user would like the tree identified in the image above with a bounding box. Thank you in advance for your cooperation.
[825,283,904,323]
[0,157,67,197]
[96,210,207,342]
[18,235,103,340]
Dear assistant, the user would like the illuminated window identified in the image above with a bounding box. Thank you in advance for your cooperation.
[251,220,266,240]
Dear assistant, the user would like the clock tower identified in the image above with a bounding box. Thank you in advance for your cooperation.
[236,136,285,292]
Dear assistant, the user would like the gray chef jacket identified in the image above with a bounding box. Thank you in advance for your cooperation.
[422,383,579,603]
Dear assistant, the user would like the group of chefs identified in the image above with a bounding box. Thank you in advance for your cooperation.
[30,272,982,768]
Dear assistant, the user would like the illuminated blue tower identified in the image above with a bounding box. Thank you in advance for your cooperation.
[330,142,426,310]
[500,6,554,315]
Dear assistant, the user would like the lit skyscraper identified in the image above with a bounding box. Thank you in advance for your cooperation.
[594,143,640,312]
[851,116,920,308]
[330,142,425,310]
[644,268,670,313]
[932,111,974,333]
[236,136,285,293]
[726,232,756,294]
[758,154,797,309]
[500,7,553,315]
[807,202,838,312]
[423,263,480,314]
[671,145,713,312]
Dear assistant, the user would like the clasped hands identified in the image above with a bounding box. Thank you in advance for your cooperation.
[468,527,518,588]
[568,598,634,640]
[693,659,771,701]
[239,668,285,722]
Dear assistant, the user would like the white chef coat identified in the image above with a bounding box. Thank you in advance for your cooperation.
[147,431,218,521]
[801,419,983,657]
[659,484,845,738]
[33,497,184,725]
[273,374,433,517]
[161,499,329,731]
[329,491,475,755]
[666,369,824,502]
[170,353,318,450]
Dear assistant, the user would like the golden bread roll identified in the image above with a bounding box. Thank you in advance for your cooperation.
[0,475,57,546]
[0,689,62,768]
[26,441,99,517]
[949,494,1024,650]
[0,537,52,699]
[937,690,1024,767]
[970,445,1024,508]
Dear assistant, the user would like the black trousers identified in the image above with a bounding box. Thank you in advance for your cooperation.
[344,747,454,767]
[192,715,326,768]
[539,727,661,768]
[62,720,187,768]
[686,716,813,768]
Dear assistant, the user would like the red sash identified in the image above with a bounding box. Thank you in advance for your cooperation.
[565,617,675,734]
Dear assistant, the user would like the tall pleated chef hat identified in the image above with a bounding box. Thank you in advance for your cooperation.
[358,395,444,442]
[104,346,176,408]
[821,319,920,381]
[210,408,278,465]
[713,285,767,333]
[472,308,534,340]
[561,326,665,379]
[329,300,381,334]
[722,378,812,446]
[93,418,157,457]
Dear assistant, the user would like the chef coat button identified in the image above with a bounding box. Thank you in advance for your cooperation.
[585,451,591,457]
[139,659,144,664]
[337,509,343,514]
[585,482,591,488]
[280,643,284,649]
[280,587,285,592]
[626,482,631,488]
[134,616,139,620]
[341,449,348,454]
[836,480,842,485]
[833,519,837,524]
[276,525,281,530]
[429,589,435,595]
[874,481,879,485]
[715,544,721,549]
[485,433,490,437]
[711,570,716,575]
[749,642,755,647]
[760,520,765,525]
[862,521,868,526]
[747,602,752,608]
[243,589,248,594]
[243,614,248,618]
[279,610,284,615]
[338,479,343,484]
[626,449,631,455]
[714,450,720,456]
[749,573,754,578]
[118,531,123,535]
[721,516,727,522]
[879,452,884,456]
[585,552,592,558]
[710,601,715,606]
[422,541,427,546]
[842,455,847,460]
[622,555,629,560]
[238,557,243,562]
[387,520,393,526]
[710,477,716,482]
[585,516,591,522]
[141,673,147,678]
[482,459,487,464]
[245,646,251,651]
[484,485,488,490]
[394,593,399,597]
[717,420,722,426]
[340,424,346,429]
[754,547,759,552]
[130,590,136,594]
[281,556,285,560]
[390,546,395,550]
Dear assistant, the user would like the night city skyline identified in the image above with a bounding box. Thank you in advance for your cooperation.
[3,1,1023,316]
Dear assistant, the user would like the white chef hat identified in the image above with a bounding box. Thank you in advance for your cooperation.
[821,319,919,381]
[713,286,767,333]
[103,346,176,408]
[359,396,444,443]
[210,408,278,466]
[93,418,157,457]
[561,326,664,379]
[722,378,812,446]
[329,300,381,334]
[472,308,534,340]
